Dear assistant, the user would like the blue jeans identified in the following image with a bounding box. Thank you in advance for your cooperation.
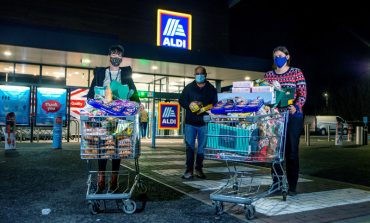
[184,124,207,172]
[140,122,148,138]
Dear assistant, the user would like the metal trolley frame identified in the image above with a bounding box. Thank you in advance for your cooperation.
[80,114,147,215]
[204,111,289,220]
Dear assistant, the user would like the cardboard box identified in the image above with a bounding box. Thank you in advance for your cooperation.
[232,87,251,93]
[233,81,254,88]
[251,86,274,93]
[217,92,276,105]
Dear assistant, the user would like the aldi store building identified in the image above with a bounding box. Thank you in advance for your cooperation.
[0,0,269,141]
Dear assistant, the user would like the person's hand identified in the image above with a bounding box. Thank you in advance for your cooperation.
[288,105,296,114]
[189,101,201,113]
[197,104,213,115]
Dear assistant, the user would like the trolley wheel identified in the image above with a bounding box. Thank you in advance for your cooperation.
[122,199,137,214]
[245,205,255,220]
[88,201,100,215]
[213,201,224,215]
[282,191,287,201]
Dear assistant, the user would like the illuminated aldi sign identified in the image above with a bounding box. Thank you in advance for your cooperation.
[158,102,180,130]
[157,9,192,50]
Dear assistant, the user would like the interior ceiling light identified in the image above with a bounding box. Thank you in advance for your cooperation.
[81,58,91,64]
[151,65,158,70]
[244,76,251,80]
[3,51,12,56]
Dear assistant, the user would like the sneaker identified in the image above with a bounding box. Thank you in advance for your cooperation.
[194,169,206,179]
[181,171,193,179]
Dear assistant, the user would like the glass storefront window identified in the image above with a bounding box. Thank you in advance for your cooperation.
[89,69,93,86]
[168,76,185,93]
[0,62,14,82]
[66,68,89,87]
[132,73,153,91]
[15,64,40,83]
[42,66,66,85]
[154,75,166,92]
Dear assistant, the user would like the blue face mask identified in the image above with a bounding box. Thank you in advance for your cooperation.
[195,74,206,83]
[274,56,288,68]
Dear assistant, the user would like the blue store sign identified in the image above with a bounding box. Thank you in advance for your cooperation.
[157,9,192,50]
[158,102,180,130]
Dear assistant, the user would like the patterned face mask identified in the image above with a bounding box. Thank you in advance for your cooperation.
[110,57,122,67]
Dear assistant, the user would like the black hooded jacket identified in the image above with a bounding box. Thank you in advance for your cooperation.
[179,81,218,126]
[86,66,140,103]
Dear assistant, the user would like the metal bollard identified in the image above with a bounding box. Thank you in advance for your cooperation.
[347,124,353,142]
[356,126,363,145]
[327,126,330,142]
[363,126,368,145]
[305,124,310,146]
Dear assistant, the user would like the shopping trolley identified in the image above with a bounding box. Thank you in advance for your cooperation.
[80,114,147,215]
[204,111,289,220]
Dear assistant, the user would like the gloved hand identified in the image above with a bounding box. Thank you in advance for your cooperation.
[189,101,202,113]
[197,104,213,115]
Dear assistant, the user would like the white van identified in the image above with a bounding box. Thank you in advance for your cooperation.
[304,115,348,135]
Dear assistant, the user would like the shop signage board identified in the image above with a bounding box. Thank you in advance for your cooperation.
[158,102,180,130]
[36,87,67,126]
[70,88,88,119]
[157,9,192,50]
[0,85,30,126]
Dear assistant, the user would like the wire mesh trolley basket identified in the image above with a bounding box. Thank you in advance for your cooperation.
[80,114,147,215]
[204,111,289,220]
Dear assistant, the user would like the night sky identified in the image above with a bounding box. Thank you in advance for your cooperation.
[229,0,370,120]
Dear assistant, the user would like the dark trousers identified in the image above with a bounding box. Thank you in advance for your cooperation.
[140,122,148,138]
[272,116,303,191]
[98,159,121,172]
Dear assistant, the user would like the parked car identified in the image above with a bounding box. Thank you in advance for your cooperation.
[304,115,348,135]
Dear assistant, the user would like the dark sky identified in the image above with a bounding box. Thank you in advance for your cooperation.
[229,0,370,118]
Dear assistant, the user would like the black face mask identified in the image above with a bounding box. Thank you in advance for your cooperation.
[110,57,122,67]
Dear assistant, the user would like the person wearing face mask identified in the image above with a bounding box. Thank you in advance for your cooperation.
[87,44,140,193]
[179,66,218,179]
[264,46,307,196]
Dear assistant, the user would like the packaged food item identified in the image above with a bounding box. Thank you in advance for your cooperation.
[110,80,129,100]
[87,99,139,116]
[233,81,253,88]
[105,85,113,103]
[232,87,251,93]
[94,86,106,100]
[210,97,264,114]
[189,101,203,113]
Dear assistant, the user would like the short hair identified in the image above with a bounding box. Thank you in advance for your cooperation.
[194,66,207,76]
[109,44,124,56]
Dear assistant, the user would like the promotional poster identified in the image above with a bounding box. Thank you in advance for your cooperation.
[36,87,67,126]
[0,85,30,126]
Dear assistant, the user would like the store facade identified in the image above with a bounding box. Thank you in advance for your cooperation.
[0,3,270,141]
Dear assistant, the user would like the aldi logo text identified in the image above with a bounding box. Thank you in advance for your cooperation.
[158,102,180,130]
[157,9,192,50]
